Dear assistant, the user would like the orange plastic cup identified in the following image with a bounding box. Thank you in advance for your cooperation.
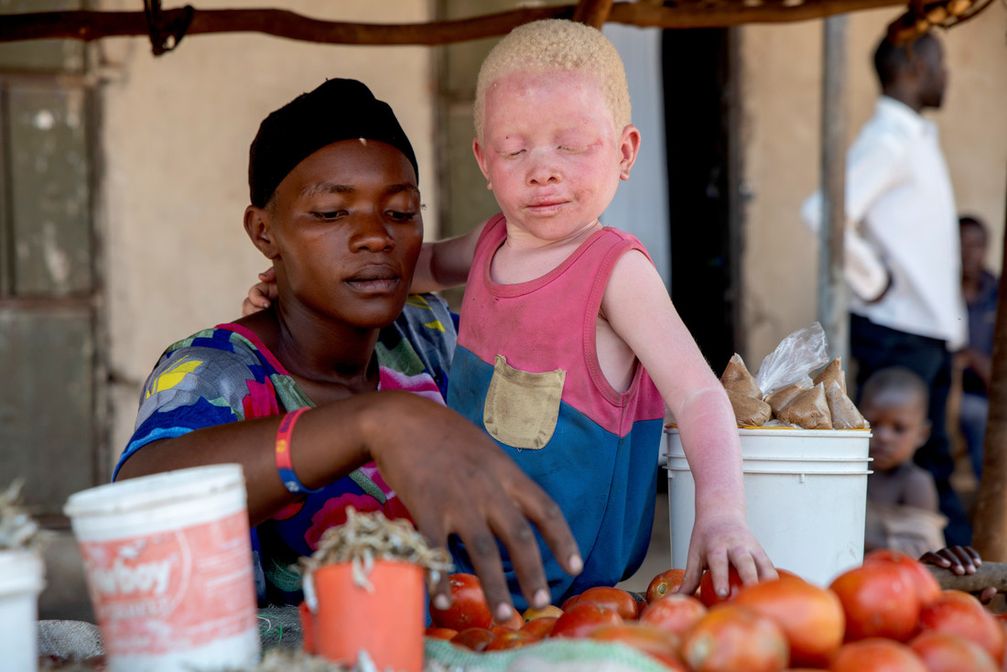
[306,560,425,672]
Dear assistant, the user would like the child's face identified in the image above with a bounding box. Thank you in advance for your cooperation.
[862,390,930,472]
[472,69,639,243]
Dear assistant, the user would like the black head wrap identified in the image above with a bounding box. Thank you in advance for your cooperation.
[248,78,418,207]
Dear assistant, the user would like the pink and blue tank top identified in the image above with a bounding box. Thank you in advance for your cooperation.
[447,214,665,604]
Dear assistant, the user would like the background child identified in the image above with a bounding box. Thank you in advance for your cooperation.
[862,367,947,557]
[246,20,773,607]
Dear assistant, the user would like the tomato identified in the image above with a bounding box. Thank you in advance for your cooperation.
[698,566,746,607]
[589,624,686,670]
[864,549,942,607]
[830,638,927,672]
[681,604,789,672]
[495,610,524,630]
[639,594,706,636]
[424,627,458,640]
[430,573,492,631]
[485,629,536,651]
[561,593,583,612]
[523,605,563,622]
[829,562,920,642]
[909,630,999,672]
[646,568,688,603]
[733,575,844,667]
[521,616,558,640]
[917,590,1005,663]
[550,602,623,638]
[451,627,495,652]
[574,586,640,620]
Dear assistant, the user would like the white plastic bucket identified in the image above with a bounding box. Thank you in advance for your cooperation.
[665,428,871,586]
[64,464,260,672]
[0,549,45,671]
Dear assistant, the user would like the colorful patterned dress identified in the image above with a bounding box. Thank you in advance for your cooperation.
[114,295,455,605]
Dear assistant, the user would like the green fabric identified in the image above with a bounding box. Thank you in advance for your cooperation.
[423,638,673,671]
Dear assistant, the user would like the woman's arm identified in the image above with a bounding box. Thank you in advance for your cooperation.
[118,390,580,620]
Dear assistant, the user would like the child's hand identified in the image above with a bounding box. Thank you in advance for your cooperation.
[919,544,982,575]
[919,545,997,604]
[679,510,777,597]
[241,268,277,316]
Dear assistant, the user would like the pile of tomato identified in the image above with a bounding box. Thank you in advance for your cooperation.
[426,550,1006,671]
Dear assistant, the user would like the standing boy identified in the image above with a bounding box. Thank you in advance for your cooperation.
[419,20,773,603]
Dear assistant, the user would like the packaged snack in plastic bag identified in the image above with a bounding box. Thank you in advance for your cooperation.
[776,382,833,429]
[754,322,830,398]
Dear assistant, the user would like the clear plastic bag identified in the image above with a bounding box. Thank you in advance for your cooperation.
[754,322,831,397]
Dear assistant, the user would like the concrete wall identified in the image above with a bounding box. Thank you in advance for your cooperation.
[739,6,1007,364]
[97,0,435,462]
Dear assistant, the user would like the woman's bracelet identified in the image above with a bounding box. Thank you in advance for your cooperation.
[275,407,322,494]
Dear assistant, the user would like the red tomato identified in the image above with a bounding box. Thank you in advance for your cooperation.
[698,566,746,607]
[864,549,942,607]
[575,586,641,620]
[590,624,686,670]
[830,638,927,672]
[424,627,458,640]
[495,610,524,631]
[485,629,536,651]
[521,616,559,640]
[733,575,844,667]
[551,602,623,638]
[561,593,583,612]
[910,630,999,672]
[451,627,495,652]
[430,573,492,631]
[829,562,920,642]
[917,590,1005,663]
[681,604,789,672]
[639,594,707,636]
[646,568,688,603]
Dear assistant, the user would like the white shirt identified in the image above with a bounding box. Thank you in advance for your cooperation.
[802,96,966,349]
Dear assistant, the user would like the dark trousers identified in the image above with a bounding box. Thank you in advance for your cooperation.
[850,314,972,546]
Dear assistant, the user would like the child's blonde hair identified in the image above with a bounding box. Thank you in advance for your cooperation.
[473,19,631,140]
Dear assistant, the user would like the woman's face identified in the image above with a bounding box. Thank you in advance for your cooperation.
[265,139,423,329]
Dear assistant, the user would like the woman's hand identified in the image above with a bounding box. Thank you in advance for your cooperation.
[679,509,777,597]
[362,392,582,623]
[241,267,277,316]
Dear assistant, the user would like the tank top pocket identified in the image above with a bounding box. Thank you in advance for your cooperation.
[483,355,565,450]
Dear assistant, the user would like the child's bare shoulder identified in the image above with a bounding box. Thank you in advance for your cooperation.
[899,463,938,510]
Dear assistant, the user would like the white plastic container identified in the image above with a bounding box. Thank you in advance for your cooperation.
[0,549,45,671]
[665,428,871,586]
[64,464,260,672]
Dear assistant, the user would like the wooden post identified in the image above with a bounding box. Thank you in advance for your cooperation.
[573,0,615,28]
[817,15,850,362]
[972,173,1007,560]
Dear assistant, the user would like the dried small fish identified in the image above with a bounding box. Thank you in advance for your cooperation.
[0,480,41,551]
[302,508,452,591]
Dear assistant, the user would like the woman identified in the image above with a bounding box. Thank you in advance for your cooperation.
[115,79,579,623]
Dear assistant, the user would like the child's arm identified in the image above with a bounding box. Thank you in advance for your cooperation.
[410,221,487,293]
[602,250,777,596]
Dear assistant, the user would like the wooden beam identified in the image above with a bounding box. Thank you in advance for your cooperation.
[0,0,909,48]
[573,0,616,28]
[972,175,1007,560]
